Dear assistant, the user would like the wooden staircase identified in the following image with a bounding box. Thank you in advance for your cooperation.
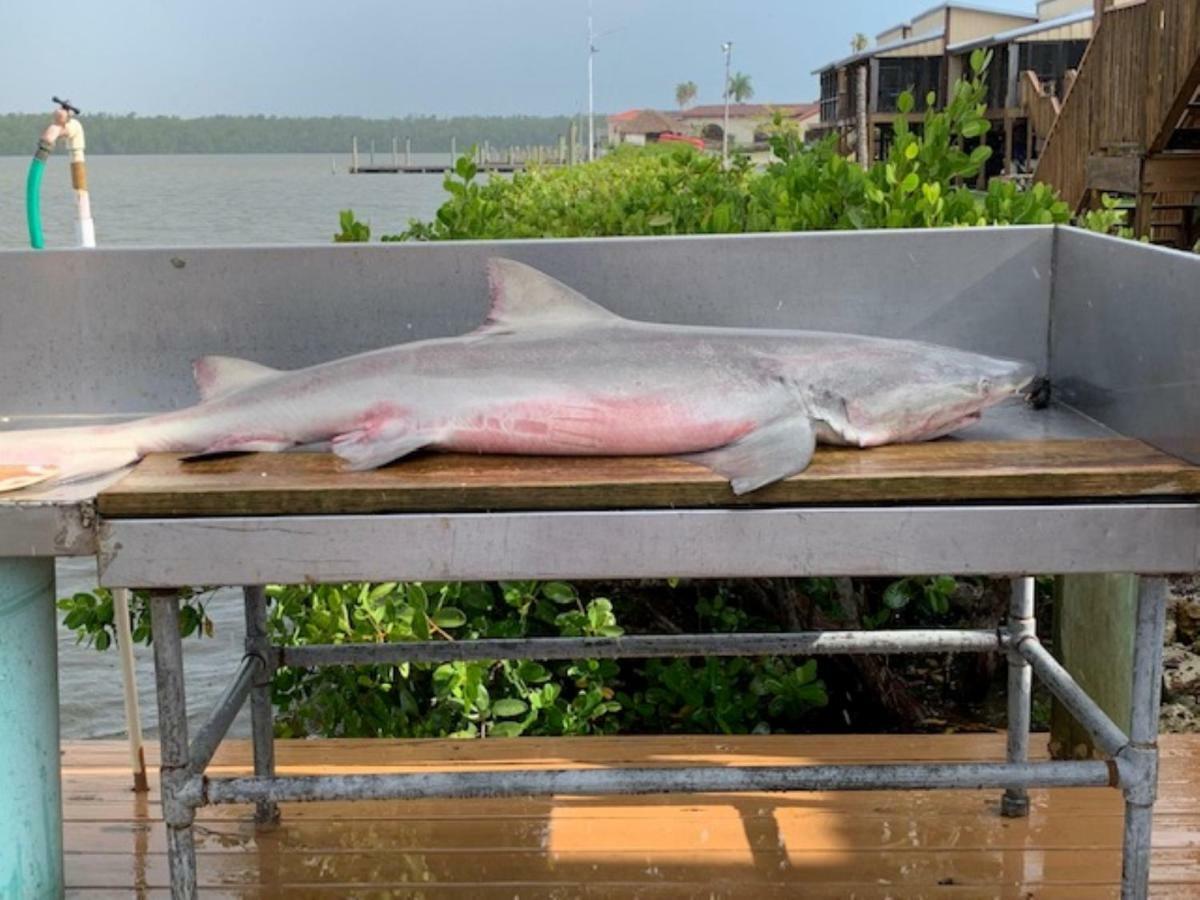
[1021,69,1075,167]
[1034,0,1200,248]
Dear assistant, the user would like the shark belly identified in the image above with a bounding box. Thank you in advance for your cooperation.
[439,395,760,456]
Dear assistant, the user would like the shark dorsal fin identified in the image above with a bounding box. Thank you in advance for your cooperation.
[482,258,623,332]
[193,355,282,402]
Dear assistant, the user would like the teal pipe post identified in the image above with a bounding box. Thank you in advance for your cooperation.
[0,558,63,898]
[26,157,46,250]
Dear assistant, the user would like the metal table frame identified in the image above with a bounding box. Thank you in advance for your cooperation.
[96,502,1194,900]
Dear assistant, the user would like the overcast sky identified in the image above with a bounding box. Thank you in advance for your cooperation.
[1,0,1039,117]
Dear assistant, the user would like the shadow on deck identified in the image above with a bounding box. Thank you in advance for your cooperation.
[62,733,1200,897]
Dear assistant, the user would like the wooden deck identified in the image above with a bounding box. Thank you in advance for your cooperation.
[64,733,1200,896]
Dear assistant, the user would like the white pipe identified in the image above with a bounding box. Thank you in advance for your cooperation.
[61,118,96,249]
[113,588,149,791]
[722,42,733,169]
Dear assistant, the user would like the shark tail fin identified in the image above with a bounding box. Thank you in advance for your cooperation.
[0,426,141,494]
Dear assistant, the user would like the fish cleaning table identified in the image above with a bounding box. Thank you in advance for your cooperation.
[3,225,1199,899]
[92,419,1200,900]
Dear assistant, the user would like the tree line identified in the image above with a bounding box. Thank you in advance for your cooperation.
[0,113,579,155]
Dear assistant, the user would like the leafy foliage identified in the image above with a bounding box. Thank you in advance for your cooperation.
[1077,192,1134,239]
[59,587,213,651]
[727,72,755,103]
[333,209,370,243]
[267,579,632,738]
[675,81,698,110]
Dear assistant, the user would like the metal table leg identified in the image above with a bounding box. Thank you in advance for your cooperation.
[1120,576,1166,900]
[1002,576,1034,817]
[150,589,198,899]
[244,585,280,826]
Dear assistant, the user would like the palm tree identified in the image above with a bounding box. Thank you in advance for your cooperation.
[850,32,869,52]
[675,80,698,109]
[726,72,754,103]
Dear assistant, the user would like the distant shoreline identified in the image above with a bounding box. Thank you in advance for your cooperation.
[0,112,586,156]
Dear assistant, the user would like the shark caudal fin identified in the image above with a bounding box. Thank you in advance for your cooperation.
[0,426,140,494]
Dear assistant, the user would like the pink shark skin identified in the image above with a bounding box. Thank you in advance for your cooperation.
[0,258,1035,495]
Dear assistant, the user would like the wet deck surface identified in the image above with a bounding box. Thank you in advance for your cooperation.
[63,733,1200,897]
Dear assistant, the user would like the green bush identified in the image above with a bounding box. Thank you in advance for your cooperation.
[61,573,994,738]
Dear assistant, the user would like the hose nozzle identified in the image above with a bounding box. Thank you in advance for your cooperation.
[52,96,81,116]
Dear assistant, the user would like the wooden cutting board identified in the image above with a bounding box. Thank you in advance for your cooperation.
[97,438,1200,517]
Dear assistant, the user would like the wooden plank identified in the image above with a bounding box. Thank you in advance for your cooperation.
[1143,155,1200,194]
[1051,574,1137,759]
[96,439,1200,518]
[60,848,1200,890]
[67,809,1179,854]
[1087,154,1143,194]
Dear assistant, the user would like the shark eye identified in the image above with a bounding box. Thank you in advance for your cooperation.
[977,377,993,394]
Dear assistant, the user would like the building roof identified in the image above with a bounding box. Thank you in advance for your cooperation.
[813,30,946,74]
[610,109,681,135]
[946,8,1092,52]
[607,109,642,123]
[873,2,1035,42]
[906,1,1037,24]
[679,102,819,120]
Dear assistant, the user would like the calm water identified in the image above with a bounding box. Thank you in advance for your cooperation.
[1,153,450,737]
[0,152,452,249]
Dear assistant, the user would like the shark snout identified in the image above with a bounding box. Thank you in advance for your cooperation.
[979,361,1037,399]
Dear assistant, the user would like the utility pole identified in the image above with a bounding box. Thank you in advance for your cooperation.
[588,0,597,161]
[856,63,869,169]
[722,41,733,169]
[585,3,627,163]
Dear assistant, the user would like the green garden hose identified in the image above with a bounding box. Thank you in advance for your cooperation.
[26,154,46,250]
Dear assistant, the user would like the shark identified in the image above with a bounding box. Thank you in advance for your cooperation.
[0,258,1035,496]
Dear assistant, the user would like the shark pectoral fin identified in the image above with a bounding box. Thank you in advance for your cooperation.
[682,415,817,495]
[331,425,440,471]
